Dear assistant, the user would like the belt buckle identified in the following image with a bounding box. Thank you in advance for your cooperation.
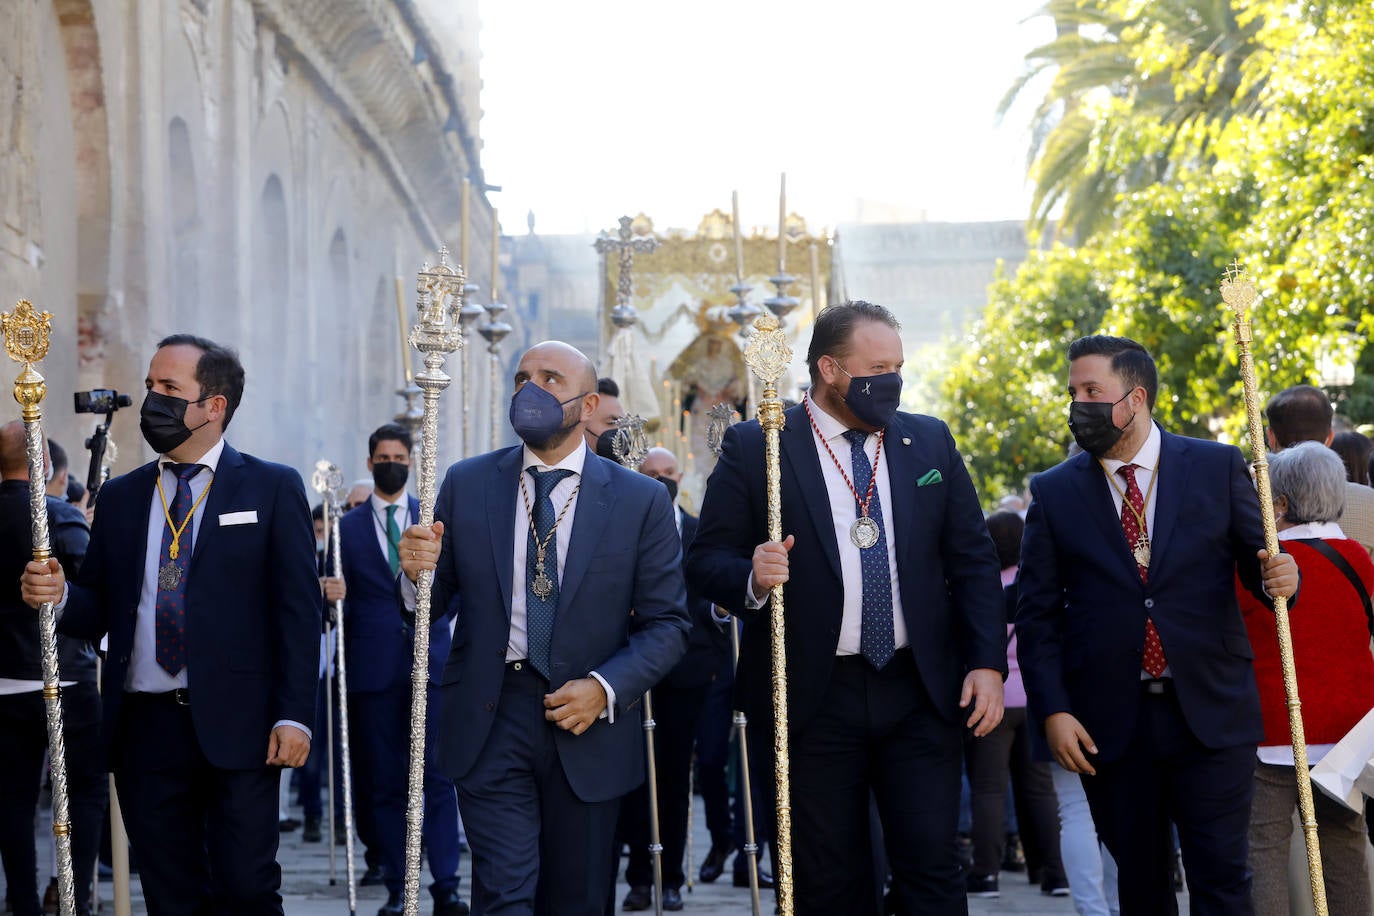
[1144,679,1166,695]
[173,688,190,707]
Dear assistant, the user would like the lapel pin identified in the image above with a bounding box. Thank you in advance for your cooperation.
[902,437,911,446]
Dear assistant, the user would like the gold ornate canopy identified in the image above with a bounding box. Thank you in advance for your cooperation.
[598,210,832,343]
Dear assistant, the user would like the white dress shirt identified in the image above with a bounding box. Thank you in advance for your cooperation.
[510,443,617,720]
[368,490,409,566]
[1098,422,1169,680]
[127,438,226,693]
[748,397,908,656]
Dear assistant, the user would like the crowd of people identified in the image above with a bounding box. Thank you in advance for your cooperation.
[2,302,1372,916]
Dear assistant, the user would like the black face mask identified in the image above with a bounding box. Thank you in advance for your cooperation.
[832,360,903,429]
[594,429,619,461]
[1068,391,1135,457]
[371,461,409,495]
[140,391,211,455]
[654,476,679,503]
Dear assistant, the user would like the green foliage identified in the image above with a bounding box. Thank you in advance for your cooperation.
[941,0,1374,505]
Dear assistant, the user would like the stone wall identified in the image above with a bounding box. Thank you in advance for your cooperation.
[0,0,494,489]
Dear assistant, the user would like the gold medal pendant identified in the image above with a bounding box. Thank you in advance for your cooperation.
[158,563,182,591]
[1133,540,1151,569]
[851,515,880,550]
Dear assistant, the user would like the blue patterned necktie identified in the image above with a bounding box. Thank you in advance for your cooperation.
[842,430,895,669]
[155,462,205,676]
[525,467,574,678]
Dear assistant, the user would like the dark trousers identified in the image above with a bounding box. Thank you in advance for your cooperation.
[1081,683,1255,916]
[694,661,734,846]
[112,692,282,916]
[789,650,965,916]
[349,681,461,898]
[458,663,619,916]
[621,683,711,890]
[0,686,107,916]
[296,673,333,821]
[964,706,1064,885]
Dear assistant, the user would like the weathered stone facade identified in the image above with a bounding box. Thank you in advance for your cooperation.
[0,0,495,486]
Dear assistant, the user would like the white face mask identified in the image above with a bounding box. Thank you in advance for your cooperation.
[44,461,54,484]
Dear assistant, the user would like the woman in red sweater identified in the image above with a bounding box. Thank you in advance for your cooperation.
[1240,441,1374,916]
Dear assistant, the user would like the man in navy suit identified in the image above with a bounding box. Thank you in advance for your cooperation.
[617,447,730,912]
[1015,335,1299,915]
[399,341,690,916]
[21,335,321,915]
[687,301,1008,915]
[337,422,466,916]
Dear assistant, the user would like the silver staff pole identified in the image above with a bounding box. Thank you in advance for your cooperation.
[313,461,357,915]
[610,415,665,916]
[402,250,466,916]
[705,403,761,916]
[2,300,77,916]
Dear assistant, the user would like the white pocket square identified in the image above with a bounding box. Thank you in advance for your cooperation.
[219,510,259,526]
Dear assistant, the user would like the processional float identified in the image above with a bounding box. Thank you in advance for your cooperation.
[1221,265,1327,915]
[311,460,358,915]
[1,300,78,916]
[401,248,467,916]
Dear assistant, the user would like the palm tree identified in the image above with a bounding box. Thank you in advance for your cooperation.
[1002,0,1265,241]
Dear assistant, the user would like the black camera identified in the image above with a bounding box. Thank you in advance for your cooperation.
[74,389,133,415]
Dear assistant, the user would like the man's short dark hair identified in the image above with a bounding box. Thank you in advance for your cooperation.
[312,503,325,522]
[156,334,246,429]
[368,423,413,458]
[597,377,620,398]
[48,439,68,475]
[1067,335,1158,409]
[1264,385,1333,449]
[806,300,902,386]
[986,510,1025,570]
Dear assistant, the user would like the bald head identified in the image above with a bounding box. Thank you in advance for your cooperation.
[518,341,598,394]
[0,421,27,478]
[346,482,373,510]
[640,447,680,481]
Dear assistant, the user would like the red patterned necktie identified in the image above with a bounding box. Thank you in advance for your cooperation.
[1118,464,1167,678]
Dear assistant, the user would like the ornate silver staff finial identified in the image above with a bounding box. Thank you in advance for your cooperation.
[611,413,651,472]
[705,402,741,459]
[594,215,660,329]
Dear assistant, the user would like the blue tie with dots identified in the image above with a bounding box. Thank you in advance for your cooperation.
[525,467,574,678]
[155,462,204,676]
[842,430,895,670]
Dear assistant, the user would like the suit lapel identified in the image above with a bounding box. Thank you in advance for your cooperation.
[127,461,160,601]
[1072,451,1142,584]
[1147,428,1188,577]
[487,448,521,622]
[780,406,842,582]
[557,455,615,611]
[883,415,919,563]
[189,444,248,575]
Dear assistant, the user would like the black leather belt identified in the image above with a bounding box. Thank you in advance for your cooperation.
[129,688,190,707]
[1141,679,1172,696]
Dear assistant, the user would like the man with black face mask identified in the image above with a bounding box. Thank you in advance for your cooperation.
[334,423,467,915]
[20,334,321,915]
[687,300,1007,914]
[397,341,690,916]
[584,376,624,461]
[1016,334,1299,916]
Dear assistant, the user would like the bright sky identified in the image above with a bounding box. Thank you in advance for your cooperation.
[478,0,1054,237]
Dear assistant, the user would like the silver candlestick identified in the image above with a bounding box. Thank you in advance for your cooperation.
[478,300,511,452]
[458,280,484,457]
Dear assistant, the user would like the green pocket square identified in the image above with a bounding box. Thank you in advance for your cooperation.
[917,469,944,487]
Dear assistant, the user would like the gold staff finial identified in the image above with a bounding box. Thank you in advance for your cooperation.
[2,300,53,419]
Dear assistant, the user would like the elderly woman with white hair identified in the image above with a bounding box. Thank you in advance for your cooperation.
[1239,441,1374,915]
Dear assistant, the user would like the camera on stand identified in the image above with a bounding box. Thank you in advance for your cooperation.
[74,389,133,507]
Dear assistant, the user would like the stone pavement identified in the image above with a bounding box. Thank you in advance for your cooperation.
[48,792,1097,916]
